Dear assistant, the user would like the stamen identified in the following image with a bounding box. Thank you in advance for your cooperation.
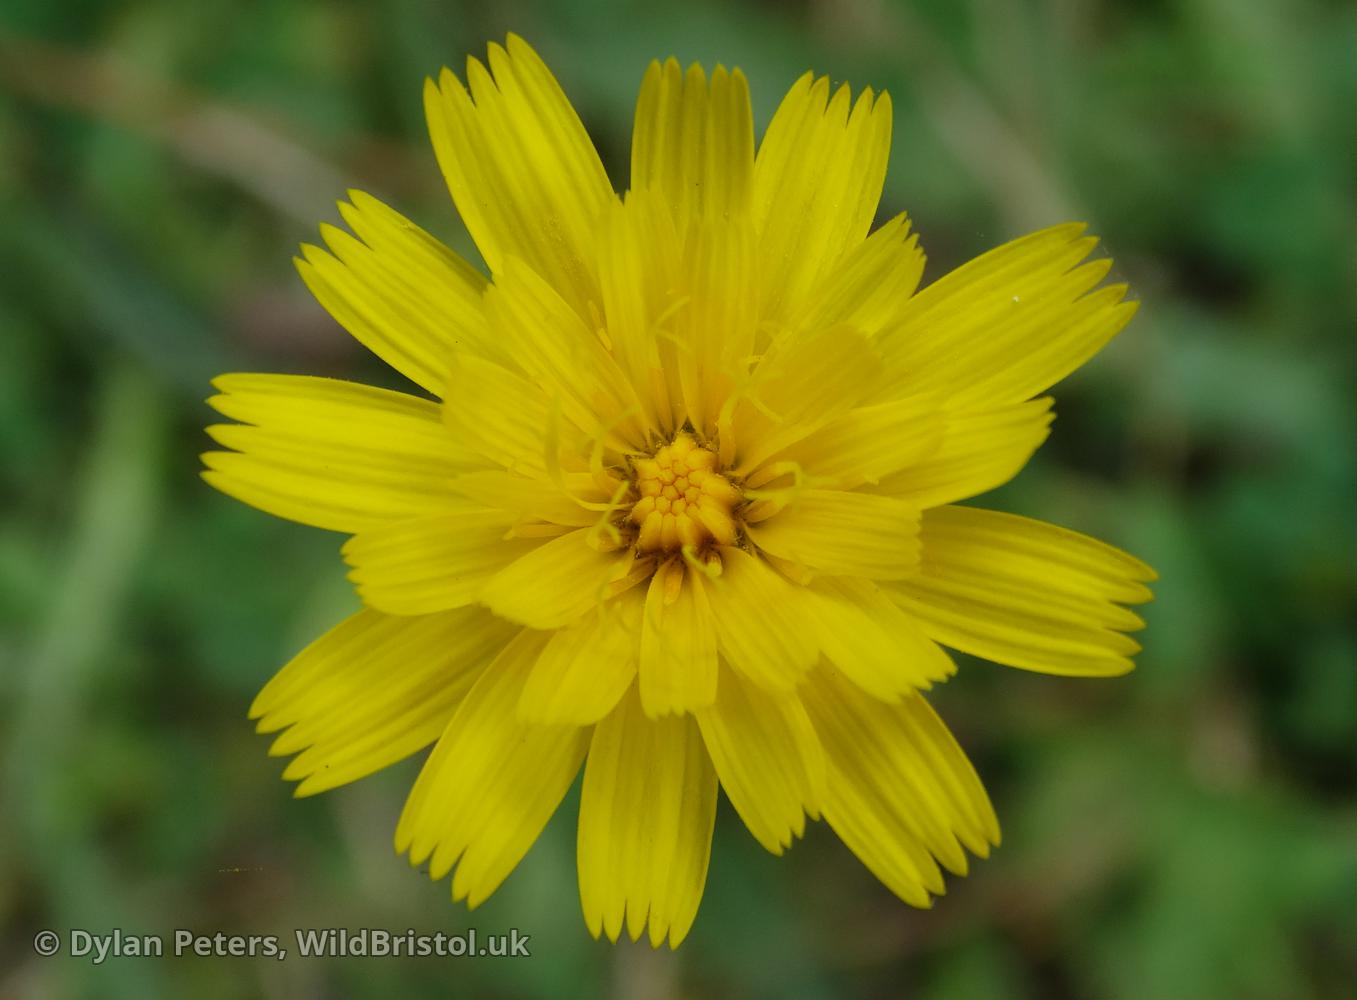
[586,478,634,550]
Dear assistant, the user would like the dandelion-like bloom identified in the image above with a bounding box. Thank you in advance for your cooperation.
[203,35,1155,947]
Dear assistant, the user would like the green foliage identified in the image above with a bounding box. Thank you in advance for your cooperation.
[2,0,1354,996]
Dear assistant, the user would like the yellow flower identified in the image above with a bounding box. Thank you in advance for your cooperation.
[202,35,1155,947]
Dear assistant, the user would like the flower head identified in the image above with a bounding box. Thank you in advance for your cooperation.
[203,35,1155,947]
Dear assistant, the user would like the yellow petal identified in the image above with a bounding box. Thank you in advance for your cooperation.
[253,606,515,796]
[518,587,642,724]
[337,191,491,342]
[485,258,647,450]
[595,192,684,435]
[795,212,925,337]
[395,629,589,908]
[639,560,718,717]
[729,324,886,474]
[803,666,1000,906]
[202,374,468,533]
[481,527,630,628]
[631,59,754,229]
[694,668,825,854]
[763,392,946,490]
[442,352,552,477]
[888,506,1155,676]
[293,191,494,394]
[341,510,537,615]
[578,687,718,948]
[425,35,615,317]
[867,398,1054,509]
[746,489,920,580]
[753,73,891,326]
[706,547,818,693]
[877,223,1137,405]
[804,576,955,699]
[448,469,599,527]
[673,216,758,436]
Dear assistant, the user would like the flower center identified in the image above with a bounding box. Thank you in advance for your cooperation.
[630,433,740,554]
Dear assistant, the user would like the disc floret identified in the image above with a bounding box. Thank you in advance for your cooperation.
[629,433,740,553]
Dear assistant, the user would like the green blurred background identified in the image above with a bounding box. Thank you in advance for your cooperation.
[3,0,1355,996]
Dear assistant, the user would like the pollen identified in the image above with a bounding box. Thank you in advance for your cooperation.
[630,433,740,553]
